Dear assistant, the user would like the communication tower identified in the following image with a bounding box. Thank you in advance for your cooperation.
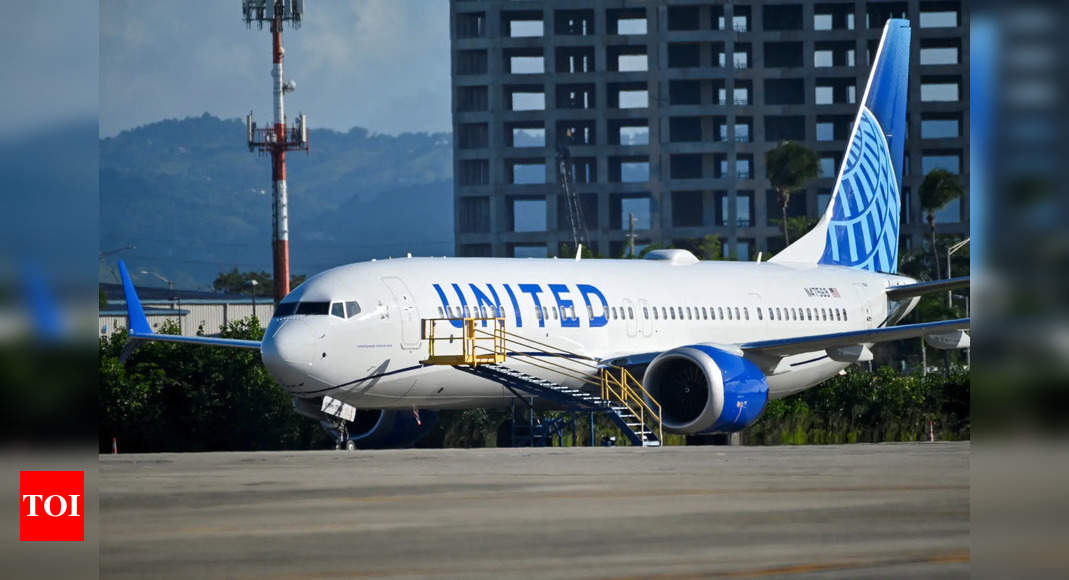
[243,0,308,304]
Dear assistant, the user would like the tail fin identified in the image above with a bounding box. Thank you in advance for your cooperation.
[118,260,152,335]
[770,19,910,274]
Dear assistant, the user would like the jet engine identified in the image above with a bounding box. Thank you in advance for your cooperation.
[643,345,769,434]
[342,409,438,449]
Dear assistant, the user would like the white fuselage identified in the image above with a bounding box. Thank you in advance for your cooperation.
[260,257,913,411]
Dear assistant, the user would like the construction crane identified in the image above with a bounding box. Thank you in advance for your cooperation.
[556,128,589,252]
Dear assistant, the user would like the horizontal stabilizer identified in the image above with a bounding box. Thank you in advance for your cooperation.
[117,259,261,362]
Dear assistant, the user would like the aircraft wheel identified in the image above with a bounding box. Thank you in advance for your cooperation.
[345,439,357,451]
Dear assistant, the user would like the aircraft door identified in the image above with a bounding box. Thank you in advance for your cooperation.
[382,276,421,350]
[638,298,652,337]
[852,282,874,324]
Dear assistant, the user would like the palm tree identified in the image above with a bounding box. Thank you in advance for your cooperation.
[918,169,964,279]
[765,141,820,245]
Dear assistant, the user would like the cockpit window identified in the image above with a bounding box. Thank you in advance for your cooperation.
[345,301,361,317]
[296,301,330,315]
[274,302,298,317]
[330,302,346,318]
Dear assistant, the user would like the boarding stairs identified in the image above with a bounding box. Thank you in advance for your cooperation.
[421,317,662,447]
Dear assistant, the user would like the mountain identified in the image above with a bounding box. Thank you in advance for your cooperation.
[100,114,453,290]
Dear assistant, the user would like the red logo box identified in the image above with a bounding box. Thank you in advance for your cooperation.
[19,471,84,542]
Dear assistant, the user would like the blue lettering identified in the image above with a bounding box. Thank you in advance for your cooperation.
[503,284,523,328]
[469,283,500,326]
[577,284,609,328]
[432,284,463,329]
[518,284,546,328]
[450,284,470,321]
[548,284,580,328]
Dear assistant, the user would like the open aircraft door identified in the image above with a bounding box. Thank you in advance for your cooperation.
[382,276,421,350]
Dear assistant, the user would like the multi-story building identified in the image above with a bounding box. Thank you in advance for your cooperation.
[450,0,968,260]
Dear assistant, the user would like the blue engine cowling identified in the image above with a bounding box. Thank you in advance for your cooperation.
[643,345,768,434]
[340,409,438,449]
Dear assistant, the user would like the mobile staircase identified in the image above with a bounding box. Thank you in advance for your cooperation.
[421,317,663,447]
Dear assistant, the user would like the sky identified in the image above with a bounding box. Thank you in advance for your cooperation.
[100,0,452,137]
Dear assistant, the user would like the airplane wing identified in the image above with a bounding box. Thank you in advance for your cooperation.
[740,318,969,358]
[603,318,969,375]
[117,260,262,361]
[886,277,968,300]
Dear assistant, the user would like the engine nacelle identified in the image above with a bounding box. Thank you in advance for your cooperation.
[343,409,438,449]
[643,345,769,434]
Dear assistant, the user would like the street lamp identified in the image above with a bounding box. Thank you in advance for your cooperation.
[946,237,970,308]
[139,269,180,334]
[246,279,260,322]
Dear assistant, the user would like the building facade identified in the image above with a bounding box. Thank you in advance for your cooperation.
[450,0,968,260]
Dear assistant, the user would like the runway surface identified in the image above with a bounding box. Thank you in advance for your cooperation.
[100,442,969,578]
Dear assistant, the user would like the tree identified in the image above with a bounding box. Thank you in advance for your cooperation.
[765,141,820,245]
[918,169,964,279]
[693,235,722,261]
[213,268,306,297]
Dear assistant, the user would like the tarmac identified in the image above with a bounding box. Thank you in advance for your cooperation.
[100,442,969,579]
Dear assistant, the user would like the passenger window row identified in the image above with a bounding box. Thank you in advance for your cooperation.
[435,303,849,325]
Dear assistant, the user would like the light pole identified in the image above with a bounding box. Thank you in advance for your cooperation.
[140,269,180,334]
[246,279,260,322]
[946,237,970,308]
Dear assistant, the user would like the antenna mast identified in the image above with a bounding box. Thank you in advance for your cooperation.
[243,0,308,304]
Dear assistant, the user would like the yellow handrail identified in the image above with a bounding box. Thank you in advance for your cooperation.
[421,317,506,367]
[425,318,663,445]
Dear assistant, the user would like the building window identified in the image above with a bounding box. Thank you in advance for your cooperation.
[612,195,651,231]
[505,14,543,38]
[456,12,486,39]
[458,123,489,149]
[510,90,545,111]
[814,14,833,31]
[510,197,546,232]
[508,161,546,184]
[920,9,959,28]
[920,46,959,66]
[921,80,960,102]
[619,125,649,145]
[736,158,752,180]
[459,159,489,186]
[922,153,961,175]
[458,197,490,233]
[733,50,749,70]
[921,116,961,139]
[814,50,833,68]
[554,10,594,36]
[510,126,544,148]
[820,156,837,178]
[815,86,834,105]
[734,121,751,142]
[817,122,835,142]
[617,89,649,109]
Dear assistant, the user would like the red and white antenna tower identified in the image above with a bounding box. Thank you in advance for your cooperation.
[243,0,308,304]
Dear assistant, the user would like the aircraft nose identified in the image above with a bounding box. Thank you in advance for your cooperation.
[261,319,318,389]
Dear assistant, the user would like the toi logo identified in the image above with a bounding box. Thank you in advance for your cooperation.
[19,471,84,542]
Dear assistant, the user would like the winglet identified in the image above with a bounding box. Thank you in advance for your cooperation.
[118,260,152,335]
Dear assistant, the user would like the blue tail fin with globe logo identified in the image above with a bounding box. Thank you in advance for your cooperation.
[770,19,910,274]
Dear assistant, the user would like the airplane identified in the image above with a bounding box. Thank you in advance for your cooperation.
[117,19,968,449]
